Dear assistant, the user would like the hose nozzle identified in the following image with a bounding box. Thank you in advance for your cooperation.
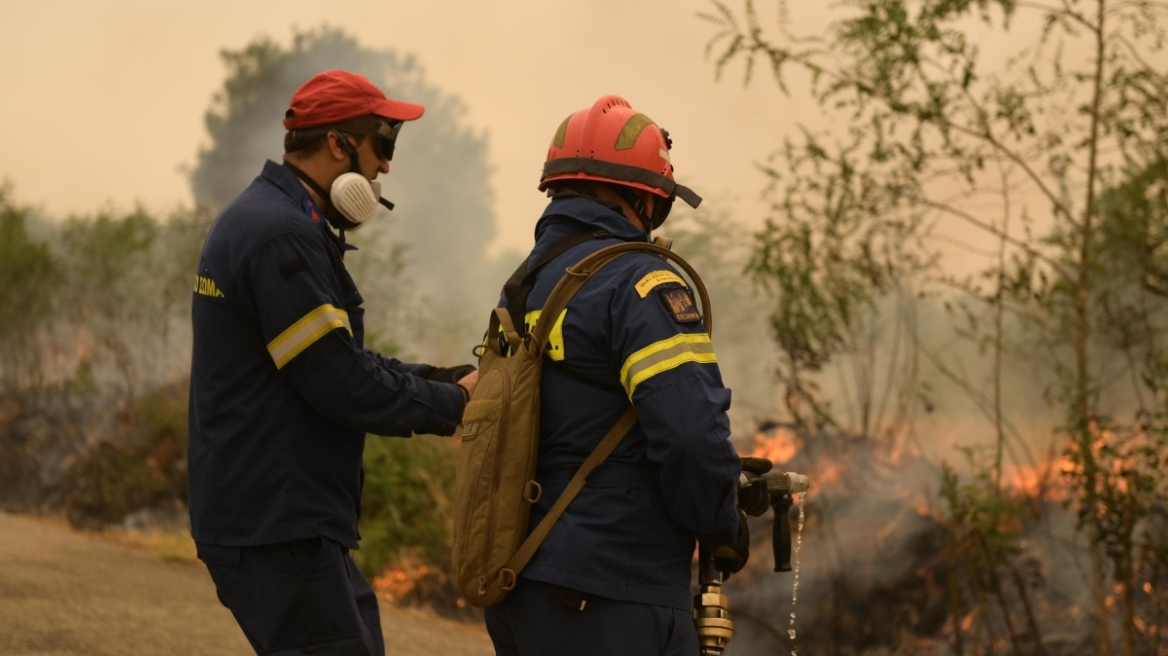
[739,471,810,495]
[738,469,810,573]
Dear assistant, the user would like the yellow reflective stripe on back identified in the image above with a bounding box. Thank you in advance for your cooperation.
[619,333,716,397]
[267,304,353,369]
[521,308,567,361]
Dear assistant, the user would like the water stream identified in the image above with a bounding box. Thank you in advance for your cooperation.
[788,492,806,655]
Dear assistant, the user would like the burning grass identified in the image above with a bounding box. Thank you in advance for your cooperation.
[726,423,1168,655]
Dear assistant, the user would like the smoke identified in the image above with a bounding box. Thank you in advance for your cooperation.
[666,202,1168,653]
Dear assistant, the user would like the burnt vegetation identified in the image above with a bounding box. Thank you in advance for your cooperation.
[702,0,1168,653]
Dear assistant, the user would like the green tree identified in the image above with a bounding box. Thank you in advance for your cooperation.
[703,1,1168,653]
[0,185,55,395]
[55,209,159,396]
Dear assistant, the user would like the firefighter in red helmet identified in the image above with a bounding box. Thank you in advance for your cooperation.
[539,94,703,234]
[482,95,767,656]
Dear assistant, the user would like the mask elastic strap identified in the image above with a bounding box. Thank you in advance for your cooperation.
[330,130,395,212]
[328,130,362,175]
[282,161,358,233]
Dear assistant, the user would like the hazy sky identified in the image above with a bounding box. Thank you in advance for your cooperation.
[0,0,828,255]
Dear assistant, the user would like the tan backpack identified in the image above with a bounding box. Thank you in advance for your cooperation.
[451,240,712,607]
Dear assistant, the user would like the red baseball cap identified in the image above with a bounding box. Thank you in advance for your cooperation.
[283,70,425,130]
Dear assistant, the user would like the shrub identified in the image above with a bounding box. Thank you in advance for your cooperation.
[357,433,462,610]
[62,381,189,528]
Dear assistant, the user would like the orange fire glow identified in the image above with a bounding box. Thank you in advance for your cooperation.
[998,458,1073,502]
[372,558,431,602]
[960,608,979,631]
[747,426,798,465]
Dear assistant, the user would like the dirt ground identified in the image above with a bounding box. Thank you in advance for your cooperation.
[0,511,494,656]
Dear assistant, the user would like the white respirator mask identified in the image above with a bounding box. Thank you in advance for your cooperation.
[329,173,384,230]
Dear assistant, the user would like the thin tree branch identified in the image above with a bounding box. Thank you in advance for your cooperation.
[1061,0,1103,32]
[888,56,1081,227]
[1016,1,1065,11]
[937,275,1076,345]
[1113,32,1160,74]
[918,198,1075,280]
[919,344,1043,477]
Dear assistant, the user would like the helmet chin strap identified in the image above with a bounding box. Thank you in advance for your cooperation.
[612,186,659,238]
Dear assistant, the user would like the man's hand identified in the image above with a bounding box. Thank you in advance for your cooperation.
[738,456,772,517]
[456,369,479,399]
[419,364,476,383]
[710,509,750,578]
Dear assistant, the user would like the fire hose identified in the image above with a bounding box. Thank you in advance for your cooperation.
[693,470,811,656]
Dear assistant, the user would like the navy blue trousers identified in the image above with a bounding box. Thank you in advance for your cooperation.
[485,577,699,656]
[197,537,384,656]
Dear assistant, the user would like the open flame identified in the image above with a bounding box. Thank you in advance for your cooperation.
[741,419,1168,652]
[997,456,1074,502]
[747,424,798,465]
[371,557,431,603]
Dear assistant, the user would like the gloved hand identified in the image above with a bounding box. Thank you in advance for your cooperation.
[418,364,477,383]
[738,456,773,517]
[710,509,750,578]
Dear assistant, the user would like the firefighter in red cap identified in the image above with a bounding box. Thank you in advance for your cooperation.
[187,70,477,656]
[481,95,769,655]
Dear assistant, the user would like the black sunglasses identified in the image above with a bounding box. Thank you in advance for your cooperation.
[372,120,403,161]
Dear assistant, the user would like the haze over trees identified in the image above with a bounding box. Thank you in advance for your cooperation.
[702,0,1168,653]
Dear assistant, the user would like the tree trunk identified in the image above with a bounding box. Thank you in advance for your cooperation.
[946,522,965,656]
[1078,2,1111,653]
[1011,563,1047,656]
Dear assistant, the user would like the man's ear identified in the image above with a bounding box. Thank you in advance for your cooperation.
[326,131,355,162]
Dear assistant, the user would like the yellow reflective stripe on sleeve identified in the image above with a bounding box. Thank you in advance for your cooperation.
[619,333,716,397]
[267,304,353,369]
[633,270,687,298]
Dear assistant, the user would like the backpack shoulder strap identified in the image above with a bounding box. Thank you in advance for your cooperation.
[502,405,637,576]
[502,225,612,336]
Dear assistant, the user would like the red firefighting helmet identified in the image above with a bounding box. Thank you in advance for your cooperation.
[538,95,702,211]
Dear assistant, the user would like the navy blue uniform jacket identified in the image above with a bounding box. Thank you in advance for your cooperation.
[512,196,741,611]
[188,161,464,550]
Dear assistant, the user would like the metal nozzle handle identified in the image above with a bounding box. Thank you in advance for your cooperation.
[739,471,810,495]
[737,469,809,573]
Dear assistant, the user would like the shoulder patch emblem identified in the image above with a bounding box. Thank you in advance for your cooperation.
[658,287,701,323]
[302,197,322,224]
[634,270,687,298]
